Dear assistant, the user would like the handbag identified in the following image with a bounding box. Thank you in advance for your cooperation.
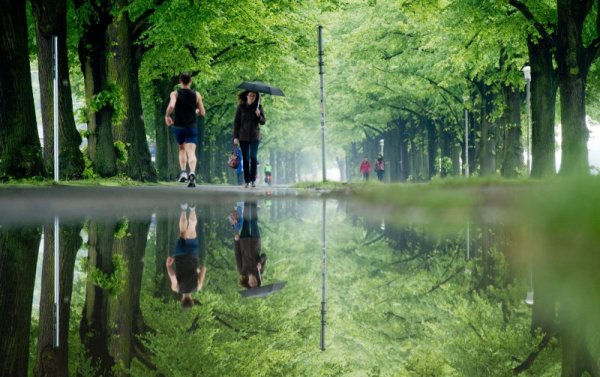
[228,148,240,169]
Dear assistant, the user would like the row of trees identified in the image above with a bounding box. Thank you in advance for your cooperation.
[1,0,599,182]
[327,0,600,180]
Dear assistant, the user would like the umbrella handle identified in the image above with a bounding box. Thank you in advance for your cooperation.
[256,97,260,111]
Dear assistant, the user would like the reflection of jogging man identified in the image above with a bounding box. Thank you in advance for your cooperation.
[166,204,206,309]
[165,73,206,188]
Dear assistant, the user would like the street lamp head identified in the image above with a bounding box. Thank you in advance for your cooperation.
[522,65,531,81]
[462,95,468,103]
[379,139,384,147]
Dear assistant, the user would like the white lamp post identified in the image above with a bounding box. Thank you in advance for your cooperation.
[463,96,469,177]
[379,139,384,156]
[522,65,531,176]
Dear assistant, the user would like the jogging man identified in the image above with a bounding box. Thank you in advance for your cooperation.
[165,73,206,187]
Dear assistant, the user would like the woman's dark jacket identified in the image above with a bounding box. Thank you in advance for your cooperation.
[233,103,266,142]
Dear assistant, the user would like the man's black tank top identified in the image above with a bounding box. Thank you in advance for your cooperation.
[174,89,197,128]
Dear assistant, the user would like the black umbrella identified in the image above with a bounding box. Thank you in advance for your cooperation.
[239,281,287,298]
[237,81,285,96]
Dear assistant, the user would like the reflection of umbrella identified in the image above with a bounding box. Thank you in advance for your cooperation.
[239,281,287,298]
[237,81,285,96]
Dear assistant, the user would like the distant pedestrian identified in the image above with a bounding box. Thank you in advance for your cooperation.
[165,72,206,188]
[233,91,266,188]
[359,156,371,181]
[375,154,385,182]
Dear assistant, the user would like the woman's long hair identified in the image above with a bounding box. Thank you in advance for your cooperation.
[237,91,261,106]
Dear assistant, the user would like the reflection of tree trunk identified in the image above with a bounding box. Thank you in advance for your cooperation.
[35,224,82,377]
[0,227,42,377]
[561,309,600,377]
[108,219,151,372]
[79,221,116,376]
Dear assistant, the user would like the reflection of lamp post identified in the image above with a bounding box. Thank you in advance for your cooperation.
[53,216,60,348]
[522,65,531,176]
[463,96,469,177]
[525,267,534,305]
[321,199,327,351]
[379,139,384,156]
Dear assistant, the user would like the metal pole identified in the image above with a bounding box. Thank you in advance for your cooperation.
[53,216,60,348]
[318,26,327,182]
[525,78,531,176]
[52,36,59,182]
[320,199,327,351]
[463,96,469,177]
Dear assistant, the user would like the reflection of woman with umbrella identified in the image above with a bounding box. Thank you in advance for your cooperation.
[232,201,267,288]
[233,91,265,188]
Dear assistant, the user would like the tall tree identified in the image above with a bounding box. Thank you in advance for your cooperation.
[31,0,85,179]
[509,0,558,178]
[0,0,44,180]
[556,0,599,175]
[75,0,117,177]
[107,1,157,181]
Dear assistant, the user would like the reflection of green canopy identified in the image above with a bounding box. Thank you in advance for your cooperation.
[239,281,287,298]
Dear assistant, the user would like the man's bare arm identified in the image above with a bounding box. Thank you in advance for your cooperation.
[165,91,177,126]
[196,92,206,117]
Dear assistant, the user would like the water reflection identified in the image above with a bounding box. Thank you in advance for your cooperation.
[166,203,206,308]
[0,195,598,376]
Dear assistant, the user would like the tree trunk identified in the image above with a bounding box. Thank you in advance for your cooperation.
[500,84,523,177]
[528,37,558,178]
[556,0,593,176]
[478,83,496,176]
[426,120,437,179]
[31,0,84,179]
[0,0,45,179]
[107,3,156,182]
[0,226,42,377]
[76,0,117,178]
[35,224,82,377]
[153,77,179,181]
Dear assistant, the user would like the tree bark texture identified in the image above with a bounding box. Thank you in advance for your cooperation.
[153,77,179,181]
[76,0,117,177]
[79,221,116,376]
[35,224,82,377]
[0,226,42,377]
[107,4,157,182]
[528,38,558,178]
[0,0,45,179]
[500,84,523,177]
[556,0,592,176]
[478,83,496,176]
[107,219,151,371]
[31,0,85,179]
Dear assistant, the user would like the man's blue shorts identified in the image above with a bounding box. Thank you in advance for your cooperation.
[171,126,198,145]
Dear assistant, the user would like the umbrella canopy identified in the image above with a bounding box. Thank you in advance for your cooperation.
[239,281,287,298]
[237,81,285,96]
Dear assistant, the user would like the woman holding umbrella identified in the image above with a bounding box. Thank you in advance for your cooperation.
[233,91,266,188]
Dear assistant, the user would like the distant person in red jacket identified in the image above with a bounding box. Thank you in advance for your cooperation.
[359,156,371,181]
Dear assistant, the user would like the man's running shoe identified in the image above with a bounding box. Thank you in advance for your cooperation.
[187,173,196,188]
[178,172,188,183]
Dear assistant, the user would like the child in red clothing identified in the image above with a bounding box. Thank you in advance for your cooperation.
[359,156,371,181]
